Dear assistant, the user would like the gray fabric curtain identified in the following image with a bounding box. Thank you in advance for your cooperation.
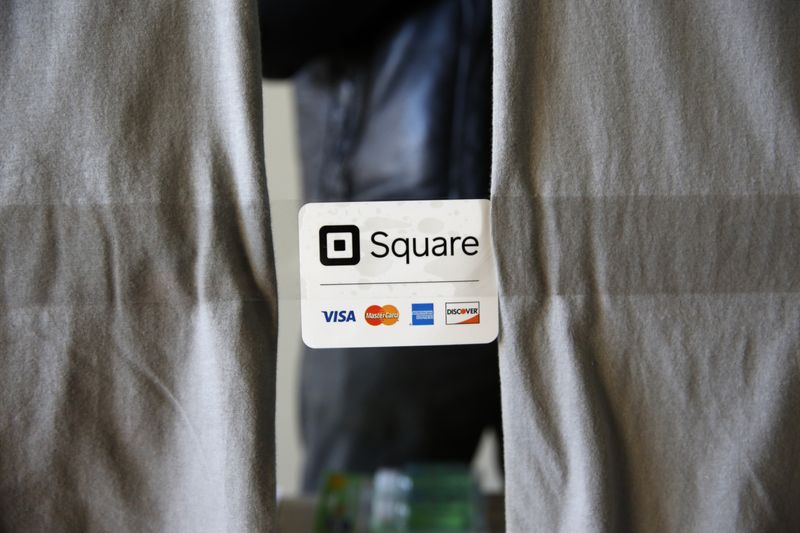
[492,1,800,531]
[0,1,277,531]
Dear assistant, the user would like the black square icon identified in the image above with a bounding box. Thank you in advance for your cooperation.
[319,225,360,266]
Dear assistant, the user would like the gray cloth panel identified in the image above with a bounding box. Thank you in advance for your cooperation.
[1,2,277,532]
[493,1,800,531]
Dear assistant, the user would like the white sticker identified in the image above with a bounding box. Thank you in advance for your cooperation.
[298,200,498,348]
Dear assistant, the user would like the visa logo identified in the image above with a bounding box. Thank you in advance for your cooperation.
[322,310,357,323]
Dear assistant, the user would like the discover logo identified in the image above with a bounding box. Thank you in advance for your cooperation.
[445,302,480,325]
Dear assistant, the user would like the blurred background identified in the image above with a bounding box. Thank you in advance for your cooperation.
[262,81,503,497]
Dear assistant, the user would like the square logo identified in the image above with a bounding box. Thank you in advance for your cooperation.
[445,302,480,325]
[319,225,360,266]
[411,303,434,325]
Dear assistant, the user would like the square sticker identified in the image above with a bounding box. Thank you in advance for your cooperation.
[298,200,498,348]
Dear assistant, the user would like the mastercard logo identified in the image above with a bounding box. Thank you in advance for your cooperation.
[364,305,399,326]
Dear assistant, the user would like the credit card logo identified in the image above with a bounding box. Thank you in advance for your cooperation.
[445,302,480,325]
[319,225,360,266]
[411,303,434,325]
[322,310,357,323]
[365,305,400,326]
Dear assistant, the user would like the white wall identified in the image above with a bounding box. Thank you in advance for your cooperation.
[263,81,304,496]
